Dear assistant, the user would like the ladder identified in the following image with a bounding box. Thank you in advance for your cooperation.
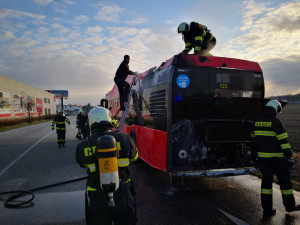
[114,75,138,131]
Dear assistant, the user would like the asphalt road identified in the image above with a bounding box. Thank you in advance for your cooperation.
[0,116,299,225]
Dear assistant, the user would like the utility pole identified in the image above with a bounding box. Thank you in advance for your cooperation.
[61,97,63,111]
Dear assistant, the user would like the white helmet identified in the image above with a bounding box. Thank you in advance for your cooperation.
[88,106,112,129]
[265,100,282,115]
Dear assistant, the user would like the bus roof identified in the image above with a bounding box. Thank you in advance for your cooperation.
[157,54,262,72]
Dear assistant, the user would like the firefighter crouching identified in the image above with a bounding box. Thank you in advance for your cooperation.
[253,100,300,218]
[76,106,138,225]
[52,111,70,148]
[76,111,90,140]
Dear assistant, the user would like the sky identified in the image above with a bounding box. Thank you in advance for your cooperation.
[0,0,300,106]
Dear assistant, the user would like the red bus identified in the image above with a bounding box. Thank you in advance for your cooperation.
[105,54,270,177]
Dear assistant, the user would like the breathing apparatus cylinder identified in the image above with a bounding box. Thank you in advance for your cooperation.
[96,135,119,207]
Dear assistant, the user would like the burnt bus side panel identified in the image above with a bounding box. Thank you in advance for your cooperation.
[130,66,171,171]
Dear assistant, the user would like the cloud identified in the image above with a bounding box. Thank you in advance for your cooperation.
[73,15,89,24]
[0,9,45,20]
[94,3,124,22]
[62,0,75,5]
[124,17,148,25]
[216,1,300,62]
[0,31,15,41]
[260,55,300,96]
[86,26,103,33]
[34,0,53,6]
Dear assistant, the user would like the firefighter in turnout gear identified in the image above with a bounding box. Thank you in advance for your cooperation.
[52,111,70,148]
[253,100,300,218]
[76,106,138,225]
[76,111,83,139]
[76,111,90,139]
[177,22,216,56]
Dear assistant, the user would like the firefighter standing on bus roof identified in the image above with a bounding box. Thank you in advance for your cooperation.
[114,55,138,111]
[177,22,216,56]
[253,100,300,218]
[75,106,138,225]
[52,110,70,148]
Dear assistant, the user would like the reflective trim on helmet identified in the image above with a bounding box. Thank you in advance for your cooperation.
[281,189,293,195]
[261,189,273,195]
[118,158,129,167]
[254,130,276,137]
[277,132,288,140]
[280,143,291,150]
[258,152,284,158]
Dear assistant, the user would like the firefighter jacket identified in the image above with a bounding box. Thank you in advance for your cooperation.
[115,60,135,81]
[52,115,70,132]
[182,22,215,53]
[253,108,293,159]
[75,128,138,193]
[76,113,88,129]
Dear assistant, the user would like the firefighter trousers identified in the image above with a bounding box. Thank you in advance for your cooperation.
[260,158,295,211]
[86,182,136,225]
[56,130,66,146]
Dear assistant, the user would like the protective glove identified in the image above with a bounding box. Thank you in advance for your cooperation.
[52,128,54,130]
[287,158,294,170]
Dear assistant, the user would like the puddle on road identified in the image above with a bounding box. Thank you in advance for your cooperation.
[0,190,85,225]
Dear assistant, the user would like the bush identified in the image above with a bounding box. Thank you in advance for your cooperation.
[0,114,55,127]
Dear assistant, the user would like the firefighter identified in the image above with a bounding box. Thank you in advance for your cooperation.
[76,111,84,139]
[177,22,216,56]
[75,106,138,225]
[82,111,90,139]
[114,55,138,111]
[52,111,70,148]
[253,100,300,218]
[76,111,90,139]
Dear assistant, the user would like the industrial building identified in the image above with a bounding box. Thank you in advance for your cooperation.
[0,75,56,120]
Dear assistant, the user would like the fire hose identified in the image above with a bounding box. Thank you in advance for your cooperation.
[0,176,87,208]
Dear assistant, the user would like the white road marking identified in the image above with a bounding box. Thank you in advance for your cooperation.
[218,208,249,225]
[0,131,55,177]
